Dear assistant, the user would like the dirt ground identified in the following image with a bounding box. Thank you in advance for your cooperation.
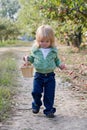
[0,47,87,130]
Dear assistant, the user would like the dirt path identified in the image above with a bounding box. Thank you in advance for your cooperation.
[0,47,87,130]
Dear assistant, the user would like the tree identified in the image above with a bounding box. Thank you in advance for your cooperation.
[17,0,87,47]
[0,18,20,41]
[36,0,87,47]
[17,0,46,36]
[0,0,20,20]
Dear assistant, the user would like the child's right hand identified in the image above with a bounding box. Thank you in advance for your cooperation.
[23,56,28,62]
[23,56,31,66]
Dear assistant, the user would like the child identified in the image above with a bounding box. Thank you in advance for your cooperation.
[23,25,65,118]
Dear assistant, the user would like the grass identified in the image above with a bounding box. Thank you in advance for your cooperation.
[0,51,18,121]
[0,40,33,47]
[0,40,16,47]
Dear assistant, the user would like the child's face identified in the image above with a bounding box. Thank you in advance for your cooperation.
[39,39,51,48]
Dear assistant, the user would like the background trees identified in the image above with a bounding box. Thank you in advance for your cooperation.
[0,0,20,20]
[0,0,87,47]
[35,0,87,47]
[0,0,20,42]
[17,0,44,37]
[0,18,19,41]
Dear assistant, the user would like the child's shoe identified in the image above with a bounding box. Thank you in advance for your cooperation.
[32,108,39,114]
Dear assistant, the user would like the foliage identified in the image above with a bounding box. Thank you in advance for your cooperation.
[0,51,18,121]
[0,87,11,121]
[17,0,87,47]
[35,0,87,47]
[0,53,17,86]
[0,18,20,41]
[0,0,20,20]
[37,0,87,25]
[17,0,44,36]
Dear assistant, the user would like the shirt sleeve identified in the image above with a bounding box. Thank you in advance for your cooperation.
[27,52,34,63]
[55,52,61,67]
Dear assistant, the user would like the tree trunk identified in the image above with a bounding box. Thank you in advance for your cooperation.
[72,26,82,48]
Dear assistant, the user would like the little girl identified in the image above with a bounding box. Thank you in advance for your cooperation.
[23,25,65,118]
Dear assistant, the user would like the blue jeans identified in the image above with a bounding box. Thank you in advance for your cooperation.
[31,72,56,115]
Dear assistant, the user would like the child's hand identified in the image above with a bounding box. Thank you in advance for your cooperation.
[23,56,31,66]
[59,64,66,70]
[23,56,28,62]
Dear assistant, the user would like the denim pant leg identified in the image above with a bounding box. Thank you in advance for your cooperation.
[43,74,56,115]
[32,73,43,110]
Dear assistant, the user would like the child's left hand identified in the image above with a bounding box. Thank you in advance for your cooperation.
[59,64,66,70]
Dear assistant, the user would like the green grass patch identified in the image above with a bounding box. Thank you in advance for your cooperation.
[0,40,16,47]
[0,40,34,47]
[0,51,18,121]
[0,87,11,121]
